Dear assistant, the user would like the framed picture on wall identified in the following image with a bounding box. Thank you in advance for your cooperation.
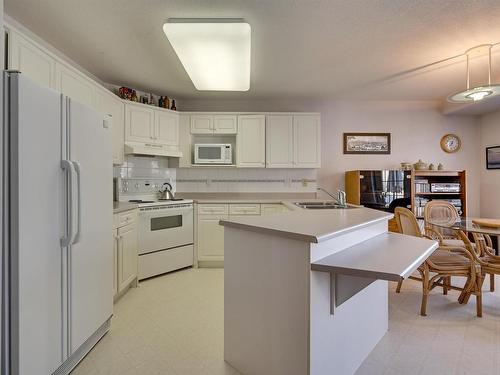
[343,133,391,154]
[486,146,500,169]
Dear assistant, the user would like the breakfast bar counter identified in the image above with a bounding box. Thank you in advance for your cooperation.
[220,207,438,375]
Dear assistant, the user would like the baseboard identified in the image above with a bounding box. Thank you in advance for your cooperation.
[198,260,224,268]
[53,318,111,375]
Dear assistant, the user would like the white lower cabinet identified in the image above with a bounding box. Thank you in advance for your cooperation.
[196,203,290,265]
[113,231,118,296]
[117,222,138,293]
[197,213,228,262]
[261,203,290,215]
[113,210,138,299]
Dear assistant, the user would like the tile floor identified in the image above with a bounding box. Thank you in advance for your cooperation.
[72,268,500,375]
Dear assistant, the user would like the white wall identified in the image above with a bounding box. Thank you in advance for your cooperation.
[181,99,482,215]
[479,110,500,218]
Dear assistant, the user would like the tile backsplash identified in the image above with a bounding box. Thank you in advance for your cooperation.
[114,156,318,194]
[114,155,174,179]
[175,168,317,193]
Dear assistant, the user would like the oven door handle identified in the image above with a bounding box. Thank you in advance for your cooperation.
[138,207,193,217]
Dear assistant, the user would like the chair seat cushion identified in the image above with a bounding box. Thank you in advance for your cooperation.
[429,249,471,267]
[442,239,475,248]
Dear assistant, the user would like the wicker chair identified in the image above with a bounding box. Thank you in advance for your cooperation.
[423,200,486,290]
[467,230,499,295]
[424,200,469,248]
[394,207,482,317]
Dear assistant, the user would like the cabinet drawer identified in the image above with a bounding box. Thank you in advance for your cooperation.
[198,204,229,215]
[261,203,289,215]
[117,221,136,235]
[229,204,261,215]
[117,210,137,227]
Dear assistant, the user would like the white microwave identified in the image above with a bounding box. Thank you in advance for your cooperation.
[194,144,232,164]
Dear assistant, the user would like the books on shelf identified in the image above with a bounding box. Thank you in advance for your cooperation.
[414,179,430,193]
[414,197,462,217]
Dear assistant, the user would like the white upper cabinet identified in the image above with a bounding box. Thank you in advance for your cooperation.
[96,88,125,165]
[8,30,56,89]
[55,63,96,109]
[177,114,192,168]
[125,103,155,143]
[214,115,237,134]
[237,115,266,168]
[293,114,321,168]
[125,103,180,148]
[191,114,238,134]
[266,115,294,168]
[190,114,213,134]
[155,110,179,145]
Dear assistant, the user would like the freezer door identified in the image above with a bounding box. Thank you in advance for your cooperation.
[67,98,113,353]
[6,73,64,374]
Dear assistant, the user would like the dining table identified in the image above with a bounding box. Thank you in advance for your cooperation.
[428,217,500,253]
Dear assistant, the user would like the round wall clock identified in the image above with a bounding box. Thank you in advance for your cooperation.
[440,134,461,153]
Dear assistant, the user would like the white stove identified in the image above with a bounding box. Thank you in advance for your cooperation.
[128,198,194,208]
[119,180,194,279]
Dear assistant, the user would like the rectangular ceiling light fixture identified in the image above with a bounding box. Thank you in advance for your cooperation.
[163,18,251,91]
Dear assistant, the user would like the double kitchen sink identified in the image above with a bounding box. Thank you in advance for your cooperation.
[294,202,355,209]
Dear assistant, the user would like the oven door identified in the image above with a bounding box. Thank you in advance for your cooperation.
[138,206,194,255]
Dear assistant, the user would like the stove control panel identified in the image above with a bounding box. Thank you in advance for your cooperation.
[119,178,174,195]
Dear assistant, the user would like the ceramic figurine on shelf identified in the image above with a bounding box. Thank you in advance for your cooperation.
[438,163,444,170]
[429,163,436,170]
[171,99,177,111]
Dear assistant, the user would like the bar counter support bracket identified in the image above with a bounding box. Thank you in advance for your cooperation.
[326,272,378,315]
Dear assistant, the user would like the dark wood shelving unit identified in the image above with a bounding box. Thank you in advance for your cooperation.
[411,170,467,219]
[345,169,467,233]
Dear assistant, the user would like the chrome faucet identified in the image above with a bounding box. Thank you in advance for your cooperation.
[317,187,347,207]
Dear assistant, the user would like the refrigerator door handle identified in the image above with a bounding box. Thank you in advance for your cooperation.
[61,160,76,246]
[72,161,82,244]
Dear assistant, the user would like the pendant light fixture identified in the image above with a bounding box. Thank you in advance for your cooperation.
[448,44,500,103]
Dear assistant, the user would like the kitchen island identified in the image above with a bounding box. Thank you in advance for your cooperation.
[220,206,438,375]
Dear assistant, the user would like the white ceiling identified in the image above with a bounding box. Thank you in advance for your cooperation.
[6,0,500,102]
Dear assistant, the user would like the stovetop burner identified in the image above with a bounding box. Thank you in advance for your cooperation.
[158,198,184,201]
[128,200,155,203]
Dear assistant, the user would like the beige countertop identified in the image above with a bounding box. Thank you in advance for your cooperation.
[113,202,138,214]
[194,198,292,204]
[220,206,392,243]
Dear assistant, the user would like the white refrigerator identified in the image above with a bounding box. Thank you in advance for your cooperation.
[1,72,113,375]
